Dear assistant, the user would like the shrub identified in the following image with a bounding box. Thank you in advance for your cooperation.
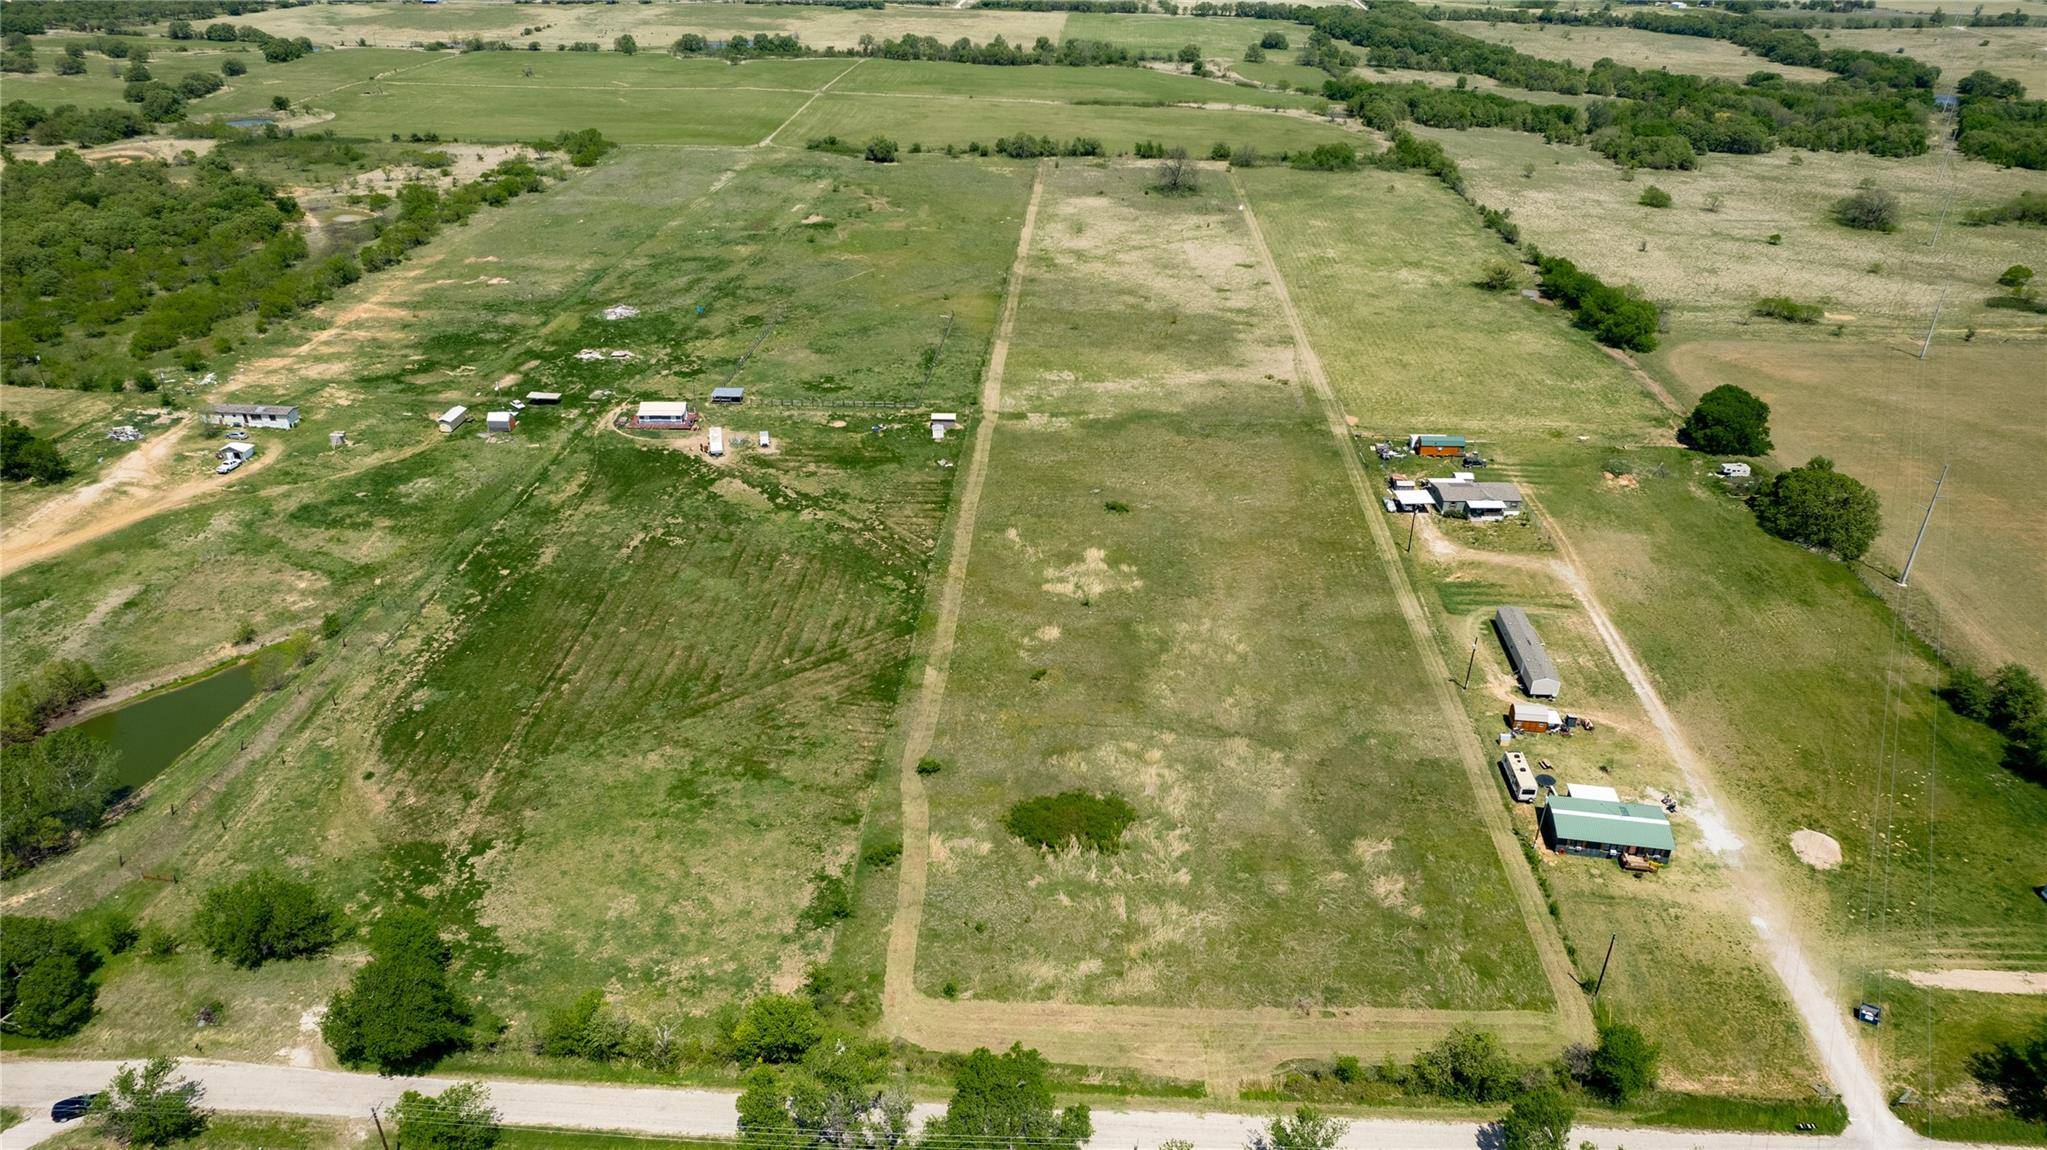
[92,1058,208,1147]
[729,994,823,1064]
[221,57,245,76]
[1210,141,1233,161]
[864,136,897,163]
[1637,185,1672,208]
[192,869,340,968]
[928,1044,1091,1150]
[0,417,72,485]
[391,1083,501,1150]
[0,915,100,1038]
[1499,1086,1574,1150]
[1247,1107,1348,1150]
[1751,457,1882,561]
[1291,142,1358,171]
[799,871,853,927]
[102,912,140,955]
[1261,32,1290,49]
[1678,384,1772,456]
[1941,667,1994,721]
[1753,296,1822,324]
[1476,261,1520,292]
[860,838,903,868]
[1003,790,1136,852]
[1408,1027,1518,1102]
[532,989,627,1061]
[1997,263,2035,295]
[1229,145,1261,169]
[1969,1016,2047,1123]
[1585,1020,1660,1102]
[916,757,944,775]
[1832,183,1900,231]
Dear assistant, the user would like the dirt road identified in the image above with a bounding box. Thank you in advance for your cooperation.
[0,1057,1979,1150]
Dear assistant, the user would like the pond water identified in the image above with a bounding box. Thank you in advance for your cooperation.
[71,662,258,790]
[225,117,271,129]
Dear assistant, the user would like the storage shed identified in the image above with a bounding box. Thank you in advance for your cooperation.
[487,411,516,433]
[1494,606,1561,698]
[930,412,959,431]
[216,442,255,462]
[710,387,745,404]
[205,403,300,430]
[1408,433,1466,457]
[1541,795,1675,864]
[437,406,469,434]
[526,391,562,405]
[633,401,691,428]
[1509,702,1562,732]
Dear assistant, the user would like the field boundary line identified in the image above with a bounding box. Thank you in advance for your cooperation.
[760,57,865,147]
[1227,168,1594,1046]
[881,160,1047,1034]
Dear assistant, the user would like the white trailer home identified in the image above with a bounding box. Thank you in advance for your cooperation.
[204,403,300,430]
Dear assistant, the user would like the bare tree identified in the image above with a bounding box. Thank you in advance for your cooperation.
[1154,148,1198,195]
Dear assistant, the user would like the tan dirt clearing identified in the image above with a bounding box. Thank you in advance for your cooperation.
[1791,829,1843,871]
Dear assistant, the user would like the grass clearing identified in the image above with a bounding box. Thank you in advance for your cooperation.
[786,95,1358,155]
[1422,126,2047,331]
[1063,13,1309,59]
[1819,24,2047,97]
[834,58,1324,111]
[1656,336,2047,679]
[1451,21,1838,83]
[914,162,1551,1014]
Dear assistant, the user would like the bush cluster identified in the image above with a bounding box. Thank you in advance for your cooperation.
[1942,663,2047,780]
[1531,250,1661,352]
[193,869,341,969]
[1749,456,1881,561]
[1003,790,1137,852]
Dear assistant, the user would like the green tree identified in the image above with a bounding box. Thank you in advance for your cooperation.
[323,908,470,1073]
[92,1058,209,1147]
[1260,31,1290,49]
[614,34,638,55]
[1,730,121,874]
[729,993,823,1064]
[221,57,245,77]
[390,1082,501,1150]
[1678,384,1772,455]
[168,20,195,40]
[533,989,627,1061]
[926,1044,1091,1150]
[0,915,100,1038]
[192,869,340,968]
[736,1041,912,1150]
[864,137,897,164]
[1637,185,1673,208]
[1970,1018,2047,1123]
[1246,1107,1349,1150]
[0,418,73,484]
[1942,667,1994,722]
[1244,43,1266,62]
[1177,43,1201,64]
[1751,457,1882,561]
[1989,664,2046,734]
[1499,1087,1575,1150]
[1408,1027,1518,1102]
[1998,264,2035,295]
[1586,1021,1660,1102]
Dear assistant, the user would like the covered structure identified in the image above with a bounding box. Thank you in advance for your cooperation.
[633,401,692,429]
[204,403,299,430]
[1540,795,1675,864]
[1409,433,1466,457]
[1494,606,1560,698]
[1428,478,1524,519]
[710,387,745,404]
[436,406,468,434]
[487,411,517,433]
[1509,701,1562,732]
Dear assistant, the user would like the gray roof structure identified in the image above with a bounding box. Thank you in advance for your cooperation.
[208,403,297,417]
[1494,606,1561,698]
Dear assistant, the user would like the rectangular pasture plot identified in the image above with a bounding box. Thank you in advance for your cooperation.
[1524,442,2047,1087]
[834,58,1325,111]
[1426,128,2047,332]
[321,70,812,145]
[1233,165,1663,439]
[1063,12,1329,57]
[1657,338,2047,680]
[783,95,1361,158]
[1453,22,1837,83]
[914,164,1551,1013]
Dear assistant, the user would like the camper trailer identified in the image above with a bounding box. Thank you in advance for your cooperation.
[707,426,725,457]
[1497,751,1538,802]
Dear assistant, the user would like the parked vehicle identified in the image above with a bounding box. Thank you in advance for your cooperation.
[216,458,243,475]
[51,1095,97,1122]
[1854,1002,1883,1025]
[1462,453,1488,467]
[225,430,250,441]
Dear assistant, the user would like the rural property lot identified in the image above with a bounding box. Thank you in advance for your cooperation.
[903,164,1571,1073]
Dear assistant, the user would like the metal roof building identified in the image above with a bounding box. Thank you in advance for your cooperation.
[710,387,745,404]
[204,403,299,429]
[1541,795,1675,862]
[1494,606,1560,698]
[1409,433,1466,456]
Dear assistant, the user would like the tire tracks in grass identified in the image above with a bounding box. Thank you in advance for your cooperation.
[1228,168,1597,1048]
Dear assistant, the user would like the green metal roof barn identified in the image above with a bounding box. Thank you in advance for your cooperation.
[1540,795,1676,860]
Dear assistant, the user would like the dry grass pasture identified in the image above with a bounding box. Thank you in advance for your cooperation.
[1424,126,2047,332]
[1820,24,2047,96]
[1453,21,1837,82]
[1657,336,2047,679]
[913,162,1555,1018]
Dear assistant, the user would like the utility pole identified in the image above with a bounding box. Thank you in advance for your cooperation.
[1898,463,1949,589]
[1405,509,1418,554]
[1918,286,1948,360]
[1462,638,1478,691]
[1593,933,1617,999]
[370,1108,392,1150]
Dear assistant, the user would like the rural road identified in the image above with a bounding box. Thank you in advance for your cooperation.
[0,1058,1987,1150]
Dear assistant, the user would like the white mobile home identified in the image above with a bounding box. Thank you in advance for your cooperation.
[437,406,469,434]
[204,403,299,430]
[1494,606,1561,698]
[632,401,691,429]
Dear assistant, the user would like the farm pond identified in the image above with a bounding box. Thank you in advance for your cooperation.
[72,662,258,790]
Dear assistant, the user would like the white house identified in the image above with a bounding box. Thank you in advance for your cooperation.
[437,406,469,434]
[204,403,299,430]
[633,401,691,429]
[1427,478,1525,520]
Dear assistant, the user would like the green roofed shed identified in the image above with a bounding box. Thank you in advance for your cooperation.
[1540,795,1675,862]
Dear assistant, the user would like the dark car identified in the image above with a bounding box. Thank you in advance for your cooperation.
[51,1094,98,1122]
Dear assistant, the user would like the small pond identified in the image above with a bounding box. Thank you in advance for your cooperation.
[225,117,271,129]
[70,661,258,790]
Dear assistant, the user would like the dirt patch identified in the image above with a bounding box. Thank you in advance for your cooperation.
[1897,970,2047,995]
[1789,829,1842,870]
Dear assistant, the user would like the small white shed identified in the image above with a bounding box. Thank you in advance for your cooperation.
[437,406,469,434]
[486,411,516,433]
[216,442,256,462]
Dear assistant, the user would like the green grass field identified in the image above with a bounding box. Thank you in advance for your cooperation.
[914,162,1550,1013]
[1816,24,2047,96]
[1452,20,1839,83]
[833,58,1324,111]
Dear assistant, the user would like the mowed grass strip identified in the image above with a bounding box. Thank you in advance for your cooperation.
[915,163,1550,1012]
[834,58,1326,111]
[785,95,1358,156]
